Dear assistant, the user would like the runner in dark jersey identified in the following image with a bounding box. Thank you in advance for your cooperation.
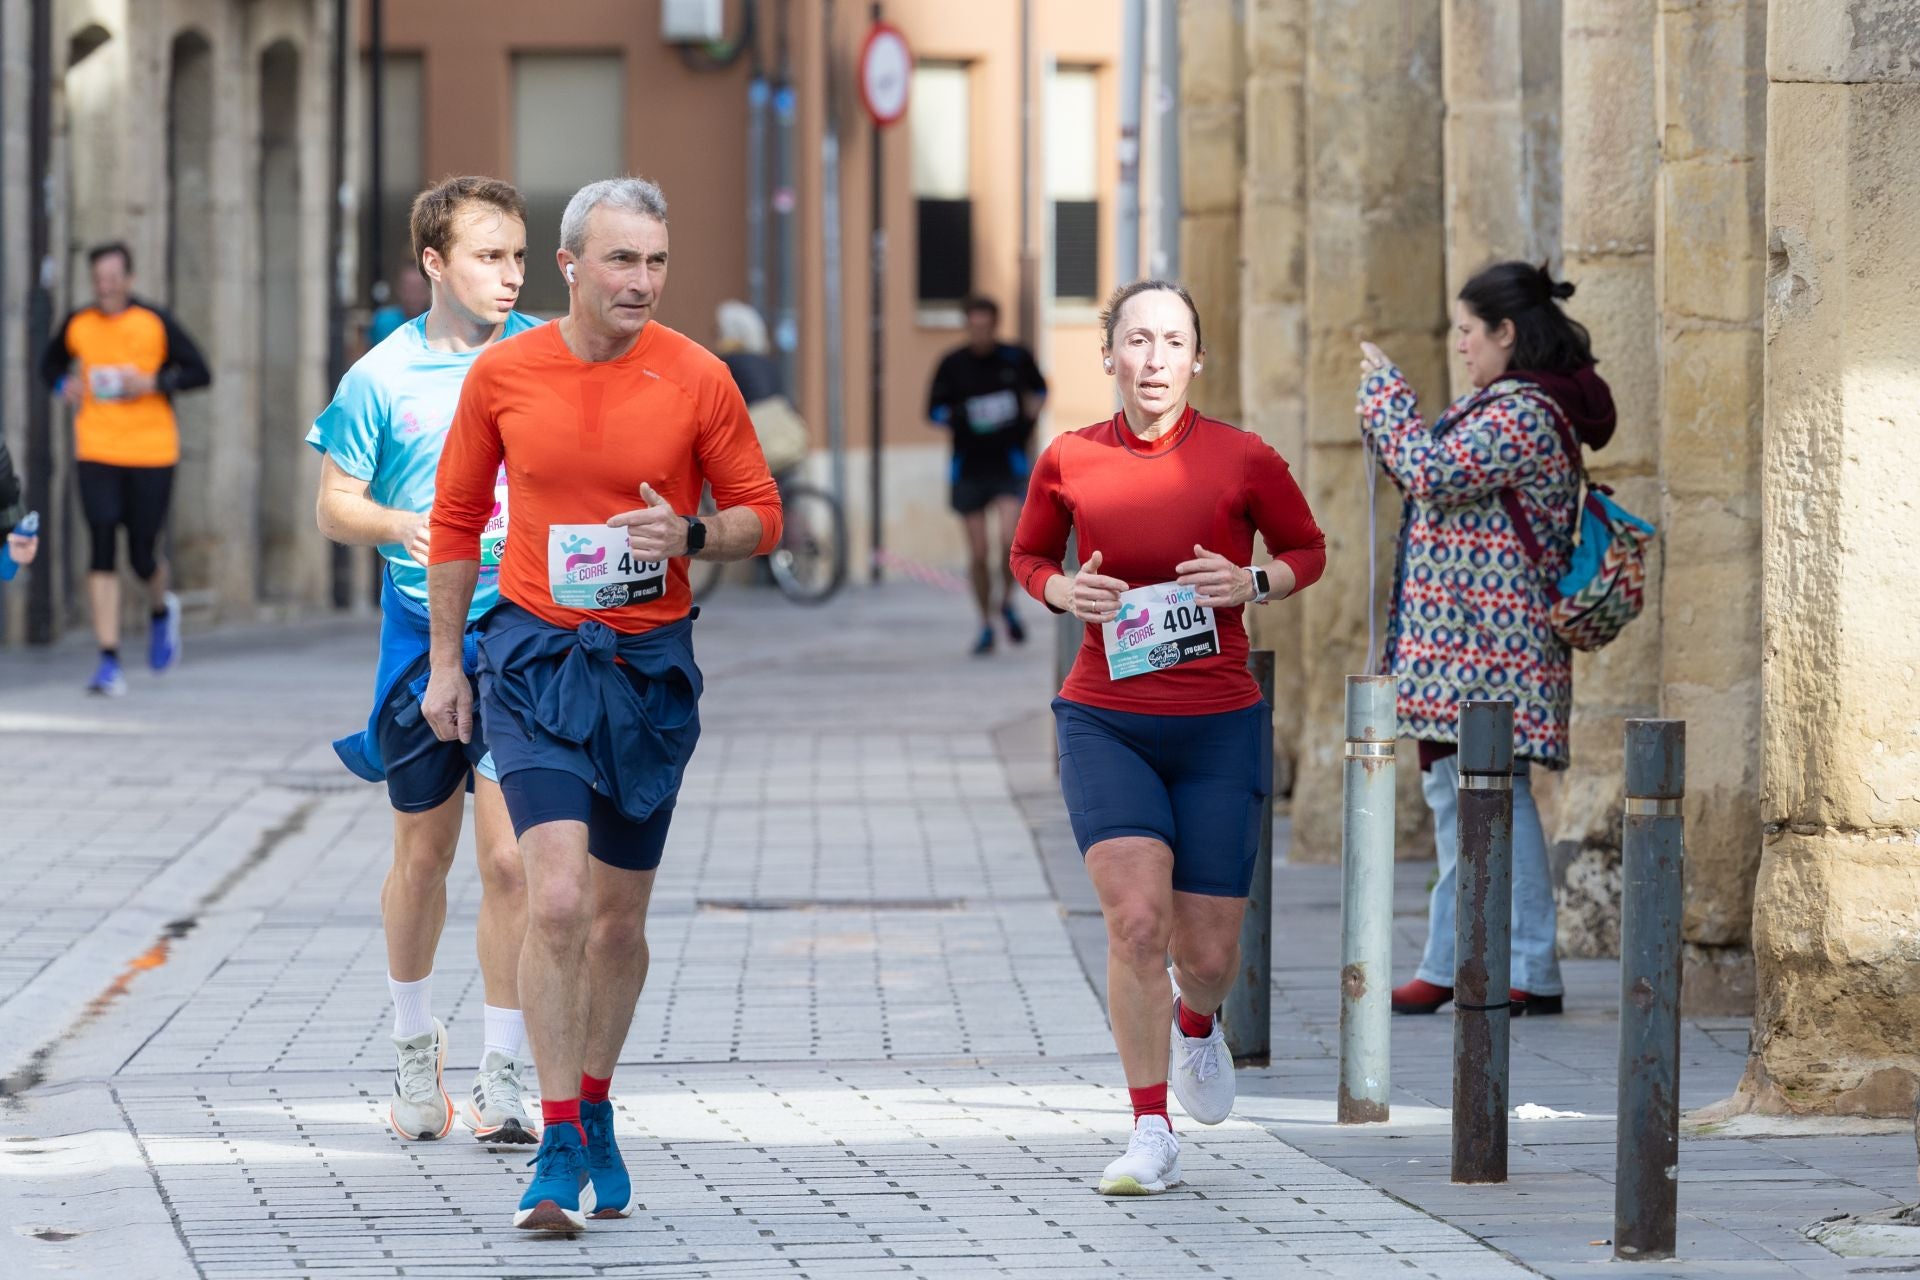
[927,295,1047,655]
[1011,280,1325,1195]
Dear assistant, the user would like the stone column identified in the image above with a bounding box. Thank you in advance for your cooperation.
[1440,0,1562,397]
[1292,0,1447,863]
[1654,0,1766,1013]
[1178,0,1243,425]
[1547,0,1659,957]
[1739,1,1920,1116]
[1240,0,1307,792]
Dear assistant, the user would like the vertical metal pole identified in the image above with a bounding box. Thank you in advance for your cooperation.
[1339,674,1396,1123]
[747,74,768,323]
[1451,699,1513,1184]
[1615,719,1685,1262]
[866,4,884,583]
[326,0,352,609]
[366,0,385,295]
[24,0,53,644]
[821,0,846,506]
[1223,650,1275,1065]
[1115,0,1143,285]
[773,66,799,397]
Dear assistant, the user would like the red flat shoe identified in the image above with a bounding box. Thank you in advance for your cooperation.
[1390,978,1454,1014]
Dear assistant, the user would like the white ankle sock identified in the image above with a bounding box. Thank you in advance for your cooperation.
[483,1005,526,1061]
[388,973,434,1040]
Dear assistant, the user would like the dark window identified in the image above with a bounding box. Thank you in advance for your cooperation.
[917,198,972,304]
[1053,200,1099,301]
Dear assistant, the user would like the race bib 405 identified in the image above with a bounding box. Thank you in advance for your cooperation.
[1101,581,1221,680]
[547,523,666,610]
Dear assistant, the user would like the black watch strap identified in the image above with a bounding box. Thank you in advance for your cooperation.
[684,515,707,554]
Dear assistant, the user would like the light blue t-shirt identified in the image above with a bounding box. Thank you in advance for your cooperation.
[306,312,543,620]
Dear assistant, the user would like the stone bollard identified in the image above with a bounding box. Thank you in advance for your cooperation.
[1451,699,1513,1185]
[1615,719,1686,1261]
[1338,674,1396,1123]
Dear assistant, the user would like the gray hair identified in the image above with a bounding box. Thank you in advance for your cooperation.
[559,177,669,256]
[714,300,770,354]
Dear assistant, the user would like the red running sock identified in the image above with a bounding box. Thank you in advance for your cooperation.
[580,1072,613,1105]
[1175,999,1215,1039]
[1129,1082,1170,1127]
[541,1096,586,1145]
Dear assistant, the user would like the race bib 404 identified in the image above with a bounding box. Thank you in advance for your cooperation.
[548,523,666,610]
[1101,581,1220,680]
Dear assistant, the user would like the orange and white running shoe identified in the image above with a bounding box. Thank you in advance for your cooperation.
[388,1018,455,1140]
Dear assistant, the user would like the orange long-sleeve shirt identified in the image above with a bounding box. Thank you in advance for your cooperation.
[429,320,783,634]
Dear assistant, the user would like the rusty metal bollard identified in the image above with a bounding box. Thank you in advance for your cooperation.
[1615,719,1685,1261]
[1451,699,1513,1184]
[1338,674,1396,1122]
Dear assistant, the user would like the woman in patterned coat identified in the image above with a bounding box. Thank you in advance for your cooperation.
[1357,260,1617,1018]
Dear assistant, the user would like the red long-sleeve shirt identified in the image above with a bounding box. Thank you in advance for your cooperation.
[430,320,782,634]
[1011,406,1326,714]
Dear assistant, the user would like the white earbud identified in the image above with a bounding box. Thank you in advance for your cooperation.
[566,263,576,284]
[1193,363,1203,372]
[1103,361,1113,372]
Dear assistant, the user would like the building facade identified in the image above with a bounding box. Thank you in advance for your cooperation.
[1184,0,1920,1116]
[363,0,1128,575]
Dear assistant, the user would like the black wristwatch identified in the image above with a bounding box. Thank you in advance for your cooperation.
[684,515,708,556]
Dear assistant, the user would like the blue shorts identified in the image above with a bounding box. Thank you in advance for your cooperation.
[497,768,675,872]
[375,651,496,813]
[1053,697,1272,898]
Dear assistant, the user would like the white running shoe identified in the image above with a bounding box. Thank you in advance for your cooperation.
[463,1049,539,1145]
[1169,969,1236,1125]
[388,1018,455,1140]
[1098,1115,1182,1195]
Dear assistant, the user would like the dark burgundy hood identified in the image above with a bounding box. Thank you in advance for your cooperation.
[1510,364,1617,451]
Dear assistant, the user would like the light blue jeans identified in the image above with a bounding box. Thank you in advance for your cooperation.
[1414,754,1564,997]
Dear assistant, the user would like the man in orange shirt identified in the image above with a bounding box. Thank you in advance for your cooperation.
[39,242,211,695]
[423,177,781,1232]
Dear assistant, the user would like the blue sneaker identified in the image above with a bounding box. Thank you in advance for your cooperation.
[149,592,181,672]
[970,625,995,657]
[1002,604,1027,645]
[87,654,126,697]
[580,1098,636,1219]
[513,1122,588,1232]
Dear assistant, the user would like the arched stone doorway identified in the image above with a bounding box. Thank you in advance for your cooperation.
[167,30,218,596]
[257,40,302,601]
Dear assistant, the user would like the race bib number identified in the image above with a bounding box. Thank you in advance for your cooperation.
[1102,581,1221,680]
[547,523,666,610]
[480,471,508,567]
[88,365,133,401]
[964,389,1020,434]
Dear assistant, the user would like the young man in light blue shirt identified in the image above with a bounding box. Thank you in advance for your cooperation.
[309,176,542,1145]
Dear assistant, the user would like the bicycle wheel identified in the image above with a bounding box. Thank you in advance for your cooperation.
[686,488,724,601]
[769,482,847,605]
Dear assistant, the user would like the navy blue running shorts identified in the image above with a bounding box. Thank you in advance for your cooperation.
[1052,696,1273,898]
[497,768,675,872]
[376,651,493,813]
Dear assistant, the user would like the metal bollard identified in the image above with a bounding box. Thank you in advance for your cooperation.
[1223,650,1275,1065]
[1615,719,1686,1262]
[1451,699,1513,1184]
[1338,674,1396,1123]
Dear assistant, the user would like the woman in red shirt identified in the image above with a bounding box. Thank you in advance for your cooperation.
[1011,280,1325,1194]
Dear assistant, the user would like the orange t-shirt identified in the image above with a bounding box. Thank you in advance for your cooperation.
[56,304,193,466]
[429,320,783,635]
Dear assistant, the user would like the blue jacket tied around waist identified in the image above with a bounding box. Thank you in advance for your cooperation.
[477,603,703,824]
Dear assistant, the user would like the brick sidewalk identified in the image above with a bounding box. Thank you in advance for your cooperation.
[1,586,1527,1279]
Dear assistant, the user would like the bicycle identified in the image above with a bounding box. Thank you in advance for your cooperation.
[688,472,848,605]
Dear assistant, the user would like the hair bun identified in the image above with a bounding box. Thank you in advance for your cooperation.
[1548,278,1576,301]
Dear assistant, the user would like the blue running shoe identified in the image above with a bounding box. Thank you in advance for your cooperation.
[87,654,126,697]
[1002,604,1027,645]
[514,1122,588,1232]
[970,625,995,657]
[149,592,181,673]
[580,1099,636,1219]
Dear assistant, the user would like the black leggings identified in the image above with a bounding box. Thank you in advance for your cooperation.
[77,462,173,579]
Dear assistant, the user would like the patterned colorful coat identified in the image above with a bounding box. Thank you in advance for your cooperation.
[1358,368,1581,767]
